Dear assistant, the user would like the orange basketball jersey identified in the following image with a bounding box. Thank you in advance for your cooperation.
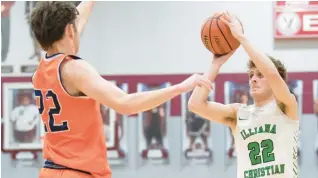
[32,53,111,178]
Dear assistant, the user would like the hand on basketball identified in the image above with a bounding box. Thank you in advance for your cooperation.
[179,74,213,92]
[212,50,236,67]
[220,11,245,42]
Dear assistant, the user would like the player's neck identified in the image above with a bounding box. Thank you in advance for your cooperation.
[47,41,75,56]
[253,95,275,108]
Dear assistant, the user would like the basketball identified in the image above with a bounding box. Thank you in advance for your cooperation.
[201,12,243,56]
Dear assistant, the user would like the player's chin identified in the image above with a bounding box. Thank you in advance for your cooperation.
[250,89,260,97]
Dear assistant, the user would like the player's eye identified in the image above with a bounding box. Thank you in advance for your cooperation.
[249,73,253,79]
[257,72,264,78]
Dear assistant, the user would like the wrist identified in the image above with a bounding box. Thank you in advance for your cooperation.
[206,64,220,81]
[237,35,248,44]
[173,83,186,93]
[211,61,222,69]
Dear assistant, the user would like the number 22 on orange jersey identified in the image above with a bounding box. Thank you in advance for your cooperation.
[34,89,69,133]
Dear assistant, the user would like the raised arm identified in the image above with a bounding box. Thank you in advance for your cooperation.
[61,59,212,115]
[221,11,298,120]
[188,52,241,129]
[76,1,94,34]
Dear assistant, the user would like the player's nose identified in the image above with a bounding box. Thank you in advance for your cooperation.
[250,75,258,83]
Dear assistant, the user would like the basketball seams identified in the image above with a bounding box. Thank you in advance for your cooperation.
[201,12,242,55]
[214,13,224,19]
[201,18,217,54]
[216,15,234,51]
[209,18,219,55]
[201,18,209,39]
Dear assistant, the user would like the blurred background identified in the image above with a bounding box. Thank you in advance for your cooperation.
[1,1,318,178]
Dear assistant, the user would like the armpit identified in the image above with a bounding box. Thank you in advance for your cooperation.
[277,102,286,114]
[225,116,236,129]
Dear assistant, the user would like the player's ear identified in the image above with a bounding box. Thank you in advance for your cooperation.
[65,23,75,38]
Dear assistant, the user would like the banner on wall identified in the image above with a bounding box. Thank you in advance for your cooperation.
[137,82,171,164]
[2,82,45,152]
[274,1,318,39]
[1,1,42,74]
[2,82,45,167]
[181,88,214,165]
[1,1,83,75]
[106,83,128,165]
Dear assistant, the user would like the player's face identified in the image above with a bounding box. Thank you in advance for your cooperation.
[66,20,80,54]
[248,68,272,100]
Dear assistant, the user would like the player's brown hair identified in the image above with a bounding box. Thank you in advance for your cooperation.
[30,2,78,50]
[248,55,288,82]
[248,55,289,113]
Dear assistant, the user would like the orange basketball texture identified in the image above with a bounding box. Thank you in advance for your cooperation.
[201,12,243,55]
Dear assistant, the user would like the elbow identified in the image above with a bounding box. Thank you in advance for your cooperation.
[107,98,132,116]
[116,100,141,116]
[187,102,194,112]
[116,103,134,116]
[187,98,201,113]
[108,94,136,116]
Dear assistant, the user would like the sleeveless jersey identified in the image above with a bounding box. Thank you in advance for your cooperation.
[233,100,299,178]
[32,53,111,178]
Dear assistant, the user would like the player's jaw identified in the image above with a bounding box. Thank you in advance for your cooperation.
[67,23,80,55]
[250,83,262,94]
[250,85,260,97]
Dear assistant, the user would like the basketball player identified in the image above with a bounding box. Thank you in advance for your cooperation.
[188,12,299,178]
[31,2,212,178]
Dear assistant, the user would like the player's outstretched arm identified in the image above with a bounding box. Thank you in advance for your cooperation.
[62,60,212,115]
[188,52,240,129]
[220,11,298,120]
[76,1,94,34]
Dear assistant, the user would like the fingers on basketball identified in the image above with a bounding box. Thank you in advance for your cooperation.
[201,11,242,56]
[226,10,232,20]
[223,10,231,22]
[220,18,230,26]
